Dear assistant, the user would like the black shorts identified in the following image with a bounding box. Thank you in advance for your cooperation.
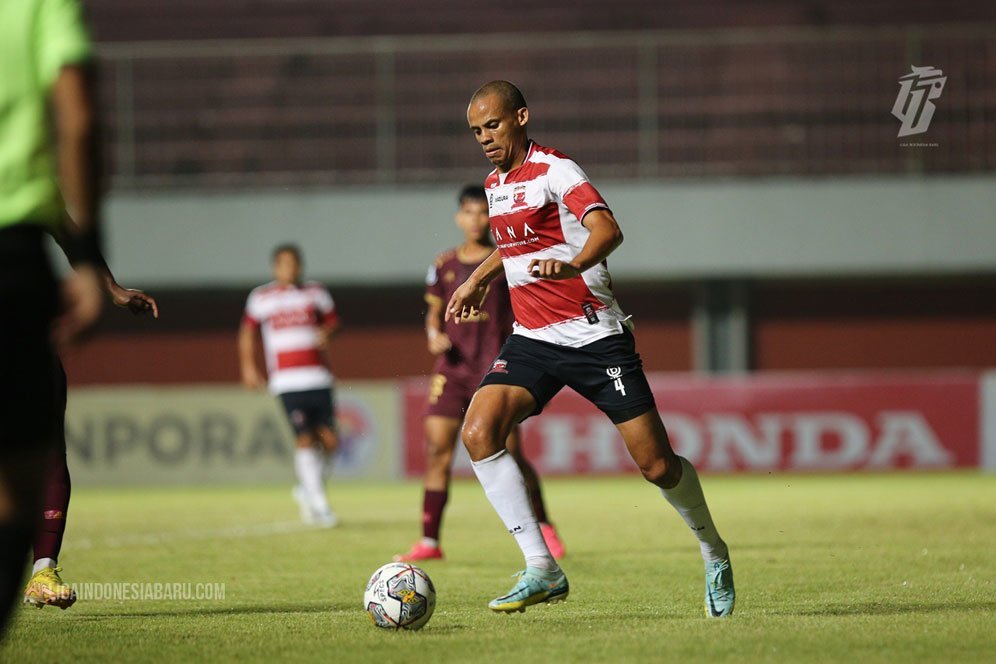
[479,328,656,424]
[0,224,60,456]
[278,387,335,435]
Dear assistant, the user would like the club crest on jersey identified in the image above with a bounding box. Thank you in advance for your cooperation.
[511,185,527,209]
[489,359,509,374]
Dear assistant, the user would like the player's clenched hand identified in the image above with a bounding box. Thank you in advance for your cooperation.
[445,278,489,324]
[528,258,582,280]
[110,283,159,318]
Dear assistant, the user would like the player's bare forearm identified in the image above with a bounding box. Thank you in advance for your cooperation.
[446,250,504,323]
[239,325,259,387]
[425,300,445,336]
[529,209,623,279]
[425,300,452,354]
[48,65,105,343]
[468,249,504,288]
[238,324,256,355]
[53,65,101,249]
[323,321,340,338]
[571,209,623,271]
[317,321,339,349]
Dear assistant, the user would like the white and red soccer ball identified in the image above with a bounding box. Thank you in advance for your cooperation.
[363,562,436,630]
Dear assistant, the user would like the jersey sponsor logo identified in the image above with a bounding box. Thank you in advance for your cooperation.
[444,270,456,283]
[44,510,65,520]
[607,367,626,396]
[270,307,317,330]
[492,220,538,251]
[489,359,509,374]
[489,192,509,205]
[582,303,600,325]
[511,185,527,209]
[492,221,536,243]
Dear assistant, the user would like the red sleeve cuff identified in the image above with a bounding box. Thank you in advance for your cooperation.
[242,313,259,328]
[563,181,608,221]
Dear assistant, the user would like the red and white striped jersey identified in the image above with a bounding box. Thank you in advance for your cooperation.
[242,281,339,394]
[485,141,629,347]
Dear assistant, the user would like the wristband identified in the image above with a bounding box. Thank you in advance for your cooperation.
[63,228,103,266]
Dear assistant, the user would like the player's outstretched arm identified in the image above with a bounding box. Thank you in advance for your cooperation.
[528,209,623,280]
[446,249,504,324]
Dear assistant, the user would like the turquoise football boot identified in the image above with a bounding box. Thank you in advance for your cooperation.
[488,567,569,613]
[704,558,735,618]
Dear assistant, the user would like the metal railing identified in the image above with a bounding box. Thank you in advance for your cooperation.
[97,24,996,189]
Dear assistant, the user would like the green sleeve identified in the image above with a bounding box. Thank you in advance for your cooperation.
[34,0,92,88]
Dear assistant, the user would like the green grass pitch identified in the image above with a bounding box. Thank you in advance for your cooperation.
[4,473,994,662]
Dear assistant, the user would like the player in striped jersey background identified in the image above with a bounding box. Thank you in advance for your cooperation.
[239,245,341,527]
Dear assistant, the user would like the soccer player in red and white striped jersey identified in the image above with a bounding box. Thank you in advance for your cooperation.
[447,81,735,616]
[239,245,340,527]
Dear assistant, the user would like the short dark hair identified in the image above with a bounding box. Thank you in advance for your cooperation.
[458,184,487,206]
[271,243,302,263]
[470,80,527,113]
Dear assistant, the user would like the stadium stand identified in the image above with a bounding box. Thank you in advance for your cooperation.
[93,25,995,187]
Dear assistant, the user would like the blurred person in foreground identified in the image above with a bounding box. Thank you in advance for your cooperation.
[240,245,341,527]
[23,265,158,611]
[447,81,735,616]
[0,0,103,635]
[394,185,565,563]
[0,0,161,618]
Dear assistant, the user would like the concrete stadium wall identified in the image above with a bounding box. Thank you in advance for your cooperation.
[101,176,996,288]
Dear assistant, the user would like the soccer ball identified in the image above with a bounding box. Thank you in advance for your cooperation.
[363,562,436,630]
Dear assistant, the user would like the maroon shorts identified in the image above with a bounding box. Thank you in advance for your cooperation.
[424,370,482,420]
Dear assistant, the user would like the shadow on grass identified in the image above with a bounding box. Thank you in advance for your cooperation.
[64,603,475,632]
[792,600,996,617]
[67,603,354,620]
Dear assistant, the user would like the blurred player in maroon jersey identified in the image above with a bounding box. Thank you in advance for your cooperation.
[239,245,340,527]
[394,185,565,563]
[24,265,158,610]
